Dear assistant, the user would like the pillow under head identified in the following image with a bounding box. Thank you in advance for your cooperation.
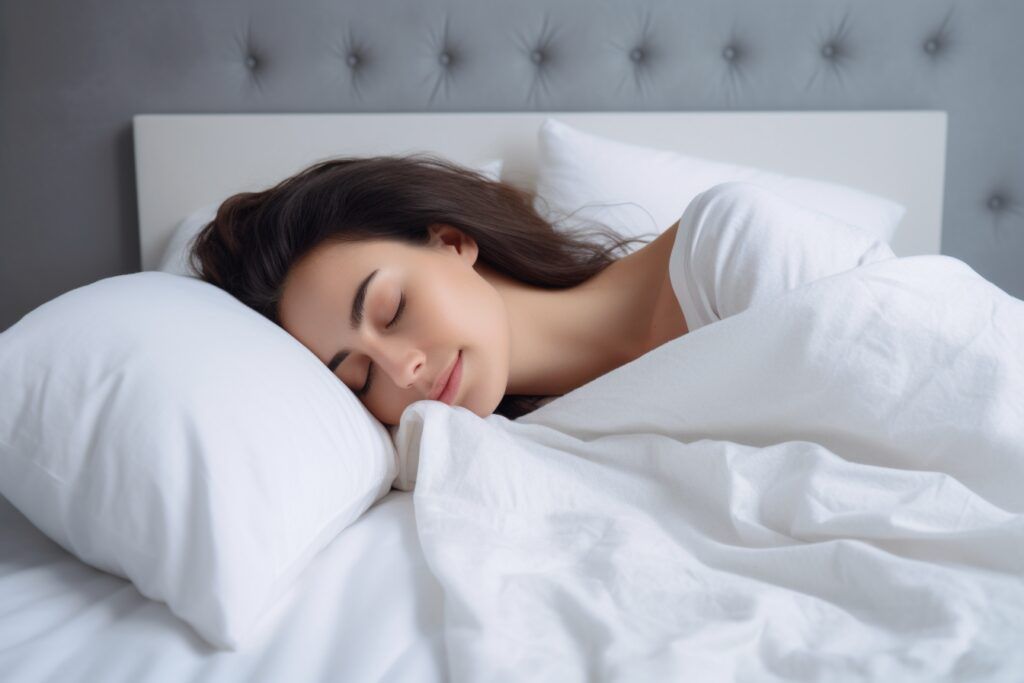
[0,271,397,649]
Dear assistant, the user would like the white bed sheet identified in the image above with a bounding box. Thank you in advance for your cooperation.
[0,490,446,682]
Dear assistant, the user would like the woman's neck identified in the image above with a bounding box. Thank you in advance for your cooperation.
[484,221,683,397]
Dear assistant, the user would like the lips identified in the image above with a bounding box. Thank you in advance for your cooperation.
[437,351,463,405]
[429,351,461,402]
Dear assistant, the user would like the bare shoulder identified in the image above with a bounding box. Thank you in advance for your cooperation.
[653,220,686,336]
[635,220,688,355]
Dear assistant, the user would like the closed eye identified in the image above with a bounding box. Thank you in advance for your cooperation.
[356,292,405,397]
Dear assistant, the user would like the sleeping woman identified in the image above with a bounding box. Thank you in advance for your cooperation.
[188,155,894,427]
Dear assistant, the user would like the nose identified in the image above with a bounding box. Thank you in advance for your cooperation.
[369,335,424,392]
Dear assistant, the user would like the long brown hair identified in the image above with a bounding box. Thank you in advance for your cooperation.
[189,153,649,420]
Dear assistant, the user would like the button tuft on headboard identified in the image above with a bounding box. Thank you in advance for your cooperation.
[722,45,737,61]
[987,194,1005,211]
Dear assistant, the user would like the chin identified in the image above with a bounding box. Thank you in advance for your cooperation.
[465,402,492,420]
[470,388,504,420]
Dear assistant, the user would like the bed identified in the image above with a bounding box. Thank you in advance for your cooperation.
[0,491,446,681]
[3,110,985,682]
[5,0,1024,676]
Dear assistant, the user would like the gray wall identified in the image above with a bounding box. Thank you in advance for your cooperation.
[2,0,1022,332]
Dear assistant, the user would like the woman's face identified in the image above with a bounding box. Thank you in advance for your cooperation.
[278,225,510,427]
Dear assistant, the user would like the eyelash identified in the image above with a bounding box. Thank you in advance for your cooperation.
[356,292,405,397]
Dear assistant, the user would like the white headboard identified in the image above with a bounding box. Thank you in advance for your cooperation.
[133,110,946,271]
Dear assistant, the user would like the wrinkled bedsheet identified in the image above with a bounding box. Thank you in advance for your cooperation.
[394,255,1024,682]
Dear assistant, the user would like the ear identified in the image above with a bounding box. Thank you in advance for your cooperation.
[427,223,478,266]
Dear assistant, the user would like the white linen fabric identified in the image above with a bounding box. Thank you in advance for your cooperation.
[158,202,218,276]
[158,158,504,277]
[534,117,906,250]
[0,490,446,682]
[0,271,398,650]
[672,181,896,333]
[393,234,1024,676]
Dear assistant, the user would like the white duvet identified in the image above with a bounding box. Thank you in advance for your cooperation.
[393,254,1024,682]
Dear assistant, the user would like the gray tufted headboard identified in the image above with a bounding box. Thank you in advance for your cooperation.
[1,0,1021,332]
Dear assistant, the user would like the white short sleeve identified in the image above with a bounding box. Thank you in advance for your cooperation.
[669,181,897,333]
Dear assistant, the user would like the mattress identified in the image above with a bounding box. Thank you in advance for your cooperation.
[0,489,446,682]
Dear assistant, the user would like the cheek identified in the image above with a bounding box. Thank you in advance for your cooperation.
[365,385,411,427]
[424,272,493,340]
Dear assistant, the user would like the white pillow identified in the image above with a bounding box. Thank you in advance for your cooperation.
[158,202,218,276]
[159,157,505,278]
[534,118,906,251]
[475,157,504,182]
[0,272,398,649]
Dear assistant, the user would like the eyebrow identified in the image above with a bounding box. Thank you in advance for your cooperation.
[326,268,379,373]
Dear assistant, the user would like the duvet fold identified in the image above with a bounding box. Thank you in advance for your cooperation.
[394,255,1024,683]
